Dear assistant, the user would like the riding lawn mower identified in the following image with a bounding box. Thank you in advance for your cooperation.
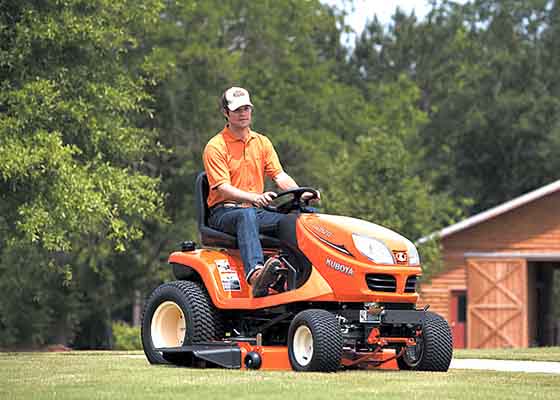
[141,172,453,372]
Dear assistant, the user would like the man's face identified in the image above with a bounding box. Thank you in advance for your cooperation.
[226,105,252,129]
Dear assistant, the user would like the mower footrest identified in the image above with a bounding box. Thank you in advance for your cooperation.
[157,342,241,369]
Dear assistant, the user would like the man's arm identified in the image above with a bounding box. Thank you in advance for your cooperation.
[273,172,298,191]
[274,172,321,201]
[216,183,276,207]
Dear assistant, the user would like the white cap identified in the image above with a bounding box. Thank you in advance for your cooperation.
[224,87,253,111]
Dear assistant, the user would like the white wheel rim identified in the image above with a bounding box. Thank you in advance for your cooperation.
[293,325,314,366]
[151,301,186,348]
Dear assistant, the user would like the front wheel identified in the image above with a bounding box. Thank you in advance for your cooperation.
[141,280,222,364]
[397,311,453,371]
[287,309,343,372]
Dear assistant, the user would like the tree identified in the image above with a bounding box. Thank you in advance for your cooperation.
[350,0,560,213]
[0,0,166,347]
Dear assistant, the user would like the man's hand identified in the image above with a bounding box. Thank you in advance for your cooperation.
[252,191,277,207]
[301,190,321,204]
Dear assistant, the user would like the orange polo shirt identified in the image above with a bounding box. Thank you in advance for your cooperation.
[203,126,284,208]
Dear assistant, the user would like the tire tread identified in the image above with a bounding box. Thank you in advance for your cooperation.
[289,309,343,372]
[419,312,453,371]
[398,311,453,371]
[140,280,222,365]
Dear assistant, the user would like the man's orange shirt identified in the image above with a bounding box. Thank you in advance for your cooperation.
[203,126,283,208]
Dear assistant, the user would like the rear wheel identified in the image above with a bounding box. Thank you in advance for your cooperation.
[397,311,453,371]
[288,309,343,372]
[141,280,222,364]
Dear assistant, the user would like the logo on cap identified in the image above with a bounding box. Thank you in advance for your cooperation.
[225,87,253,110]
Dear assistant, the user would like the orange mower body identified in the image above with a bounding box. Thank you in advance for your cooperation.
[141,173,453,372]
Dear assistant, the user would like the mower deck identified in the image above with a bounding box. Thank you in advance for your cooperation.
[158,341,400,371]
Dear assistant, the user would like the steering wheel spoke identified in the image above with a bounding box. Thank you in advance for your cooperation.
[263,187,319,214]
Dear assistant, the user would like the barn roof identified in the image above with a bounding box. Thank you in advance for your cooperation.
[419,179,560,243]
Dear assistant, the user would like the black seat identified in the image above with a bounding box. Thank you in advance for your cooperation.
[196,172,281,249]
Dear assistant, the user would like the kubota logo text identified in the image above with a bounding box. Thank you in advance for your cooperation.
[326,258,354,276]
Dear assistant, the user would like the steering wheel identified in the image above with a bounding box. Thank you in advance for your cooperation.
[263,187,320,214]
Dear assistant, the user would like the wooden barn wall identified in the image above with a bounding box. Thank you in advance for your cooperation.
[418,260,466,321]
[441,191,560,254]
[418,190,560,337]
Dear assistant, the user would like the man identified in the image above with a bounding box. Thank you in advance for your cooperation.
[203,86,315,297]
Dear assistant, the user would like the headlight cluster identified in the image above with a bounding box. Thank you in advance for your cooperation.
[352,234,421,266]
[352,234,394,265]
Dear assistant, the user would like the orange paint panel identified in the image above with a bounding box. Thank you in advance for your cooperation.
[160,212,425,369]
[169,213,422,309]
[237,343,292,370]
[296,216,421,301]
[237,344,401,371]
[169,250,335,309]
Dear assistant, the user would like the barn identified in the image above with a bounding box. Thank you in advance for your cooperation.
[418,179,560,349]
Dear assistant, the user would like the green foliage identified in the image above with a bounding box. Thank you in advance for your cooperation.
[416,238,445,285]
[0,0,166,347]
[352,0,560,213]
[112,321,141,350]
[0,245,81,348]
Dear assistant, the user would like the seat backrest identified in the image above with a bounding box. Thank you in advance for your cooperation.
[195,171,211,229]
[195,171,239,248]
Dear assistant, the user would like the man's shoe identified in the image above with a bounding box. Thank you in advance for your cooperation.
[252,258,282,298]
[246,265,264,286]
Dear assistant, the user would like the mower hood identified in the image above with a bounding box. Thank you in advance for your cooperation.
[299,213,419,266]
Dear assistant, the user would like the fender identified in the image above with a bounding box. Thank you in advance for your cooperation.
[169,250,335,310]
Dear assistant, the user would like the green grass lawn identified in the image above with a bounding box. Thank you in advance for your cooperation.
[1,351,559,400]
[454,347,560,362]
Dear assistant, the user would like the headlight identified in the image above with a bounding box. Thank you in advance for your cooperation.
[405,239,421,266]
[352,234,394,265]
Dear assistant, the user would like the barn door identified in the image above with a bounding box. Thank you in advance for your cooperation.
[450,290,467,348]
[466,258,528,348]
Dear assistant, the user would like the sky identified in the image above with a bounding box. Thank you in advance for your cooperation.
[322,0,469,39]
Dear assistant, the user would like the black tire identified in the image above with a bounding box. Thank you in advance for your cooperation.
[397,311,453,372]
[287,309,343,372]
[141,280,222,365]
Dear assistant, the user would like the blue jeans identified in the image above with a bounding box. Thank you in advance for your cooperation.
[208,207,286,277]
